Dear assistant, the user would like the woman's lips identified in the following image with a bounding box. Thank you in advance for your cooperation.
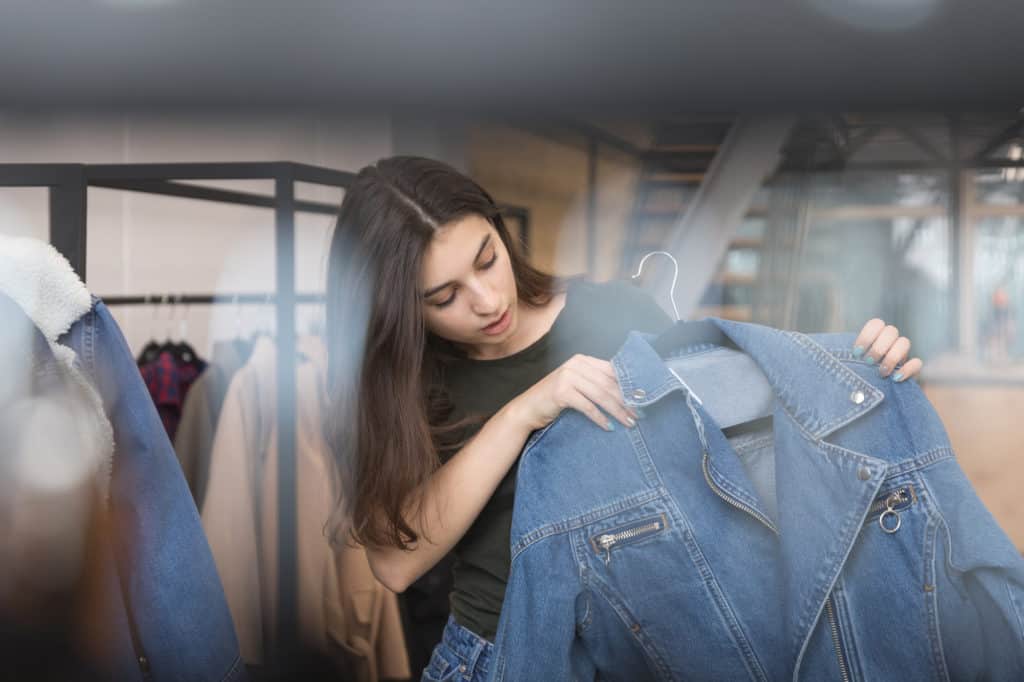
[481,308,511,335]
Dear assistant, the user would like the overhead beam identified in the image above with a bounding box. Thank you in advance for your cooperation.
[974,118,1024,161]
[660,115,797,319]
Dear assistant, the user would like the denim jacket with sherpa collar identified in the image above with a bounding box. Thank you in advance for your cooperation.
[1,236,245,682]
[488,319,1024,682]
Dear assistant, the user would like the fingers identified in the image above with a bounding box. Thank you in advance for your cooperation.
[573,372,637,429]
[892,357,922,383]
[852,321,923,382]
[877,336,909,378]
[560,355,636,430]
[865,325,899,366]
[575,354,619,382]
[852,318,886,359]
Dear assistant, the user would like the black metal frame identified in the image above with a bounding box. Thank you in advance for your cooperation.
[0,164,89,280]
[1,161,354,662]
[0,160,531,665]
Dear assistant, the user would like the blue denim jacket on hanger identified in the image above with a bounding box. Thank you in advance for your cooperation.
[489,319,1024,681]
[62,299,246,682]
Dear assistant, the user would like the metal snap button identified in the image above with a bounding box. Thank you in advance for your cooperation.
[850,390,865,405]
[459,664,467,673]
[631,388,647,400]
[857,466,871,481]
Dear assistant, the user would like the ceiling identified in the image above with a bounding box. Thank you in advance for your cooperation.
[1,0,1022,112]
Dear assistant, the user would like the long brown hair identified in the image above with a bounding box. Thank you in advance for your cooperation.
[324,156,555,549]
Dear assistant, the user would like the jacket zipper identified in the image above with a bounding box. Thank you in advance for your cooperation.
[824,596,852,682]
[867,486,913,515]
[596,519,664,563]
[701,452,778,534]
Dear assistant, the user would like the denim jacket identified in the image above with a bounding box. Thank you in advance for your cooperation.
[61,299,246,682]
[489,319,1024,681]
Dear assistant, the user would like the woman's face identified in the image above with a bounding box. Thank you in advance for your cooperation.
[419,213,520,352]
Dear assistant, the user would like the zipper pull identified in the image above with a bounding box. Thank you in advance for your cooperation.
[598,534,615,565]
[879,491,902,534]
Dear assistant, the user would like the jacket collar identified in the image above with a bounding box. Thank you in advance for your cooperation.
[613,318,884,440]
[0,238,114,500]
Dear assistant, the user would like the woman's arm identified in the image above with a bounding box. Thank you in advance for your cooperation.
[366,354,635,593]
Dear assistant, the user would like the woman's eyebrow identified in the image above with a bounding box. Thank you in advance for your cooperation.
[423,234,492,298]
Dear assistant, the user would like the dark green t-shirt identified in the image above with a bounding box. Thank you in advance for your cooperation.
[439,277,673,641]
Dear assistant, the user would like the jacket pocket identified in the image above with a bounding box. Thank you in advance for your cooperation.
[863,483,918,534]
[589,513,669,565]
[421,646,454,682]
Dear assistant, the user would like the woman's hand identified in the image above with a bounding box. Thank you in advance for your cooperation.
[509,354,638,433]
[852,319,923,382]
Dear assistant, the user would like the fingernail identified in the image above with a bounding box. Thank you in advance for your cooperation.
[605,421,615,432]
[853,345,865,358]
[865,355,877,365]
[626,417,636,427]
[893,372,904,382]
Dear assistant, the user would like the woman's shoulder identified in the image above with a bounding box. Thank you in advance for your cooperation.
[565,275,650,305]
[562,276,672,334]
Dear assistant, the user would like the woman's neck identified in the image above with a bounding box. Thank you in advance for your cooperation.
[466,292,567,361]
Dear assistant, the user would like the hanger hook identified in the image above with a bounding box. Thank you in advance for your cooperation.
[632,250,681,322]
[178,294,188,342]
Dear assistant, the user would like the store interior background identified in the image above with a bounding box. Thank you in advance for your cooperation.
[2,110,1022,551]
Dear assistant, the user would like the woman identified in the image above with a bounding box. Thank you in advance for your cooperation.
[323,156,922,681]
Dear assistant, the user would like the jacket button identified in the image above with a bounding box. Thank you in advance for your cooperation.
[850,390,865,405]
[631,388,647,400]
[857,466,871,481]
[138,656,150,673]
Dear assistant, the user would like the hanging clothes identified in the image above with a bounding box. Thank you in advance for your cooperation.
[0,235,246,682]
[202,335,409,680]
[139,347,206,441]
[174,338,252,510]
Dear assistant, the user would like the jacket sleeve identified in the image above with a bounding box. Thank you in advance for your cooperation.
[81,301,246,681]
[488,537,595,682]
[929,455,1024,678]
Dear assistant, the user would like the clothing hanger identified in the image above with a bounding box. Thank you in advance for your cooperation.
[633,251,770,433]
[137,294,163,366]
[170,294,201,366]
[630,251,740,357]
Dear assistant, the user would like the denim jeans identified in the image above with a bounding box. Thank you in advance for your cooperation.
[421,616,494,682]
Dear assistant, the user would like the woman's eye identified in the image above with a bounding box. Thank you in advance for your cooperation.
[480,252,498,269]
[434,292,457,309]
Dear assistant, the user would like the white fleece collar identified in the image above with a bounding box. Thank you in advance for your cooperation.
[0,235,114,500]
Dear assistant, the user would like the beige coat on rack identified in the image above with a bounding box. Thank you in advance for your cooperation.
[201,335,409,680]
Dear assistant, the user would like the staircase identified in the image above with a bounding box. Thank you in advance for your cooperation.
[618,117,766,321]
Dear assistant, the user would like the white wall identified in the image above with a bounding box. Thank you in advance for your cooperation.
[0,110,393,357]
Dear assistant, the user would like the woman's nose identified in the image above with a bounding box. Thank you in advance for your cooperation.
[469,283,500,315]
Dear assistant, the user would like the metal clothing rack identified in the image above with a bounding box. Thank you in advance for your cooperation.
[1,161,352,663]
[0,161,531,666]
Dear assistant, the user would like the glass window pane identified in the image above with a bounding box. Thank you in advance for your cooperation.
[774,172,953,359]
[974,216,1024,363]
